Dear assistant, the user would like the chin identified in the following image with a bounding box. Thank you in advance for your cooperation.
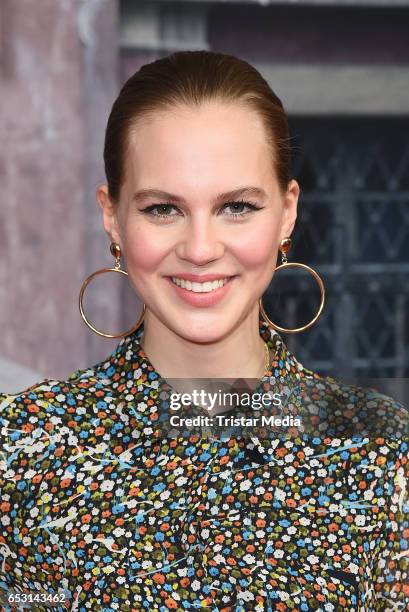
[167,313,237,345]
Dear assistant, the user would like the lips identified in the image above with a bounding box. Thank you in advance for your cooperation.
[165,274,236,307]
[167,273,236,282]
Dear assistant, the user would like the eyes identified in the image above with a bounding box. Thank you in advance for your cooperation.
[139,200,264,221]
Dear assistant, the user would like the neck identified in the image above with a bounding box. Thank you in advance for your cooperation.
[139,308,269,380]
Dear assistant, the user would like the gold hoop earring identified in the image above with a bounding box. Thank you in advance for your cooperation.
[79,242,145,338]
[259,237,325,334]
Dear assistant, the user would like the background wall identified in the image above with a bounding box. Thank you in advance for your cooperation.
[1,0,408,394]
[0,0,120,391]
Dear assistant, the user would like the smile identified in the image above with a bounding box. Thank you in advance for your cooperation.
[170,277,231,293]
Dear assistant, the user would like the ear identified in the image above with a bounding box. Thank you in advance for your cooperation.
[279,179,300,242]
[96,184,122,246]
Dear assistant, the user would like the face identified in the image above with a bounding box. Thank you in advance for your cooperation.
[98,102,299,344]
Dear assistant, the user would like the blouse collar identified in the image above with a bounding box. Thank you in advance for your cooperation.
[89,319,316,446]
[98,319,310,394]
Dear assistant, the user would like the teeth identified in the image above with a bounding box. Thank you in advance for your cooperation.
[171,277,230,292]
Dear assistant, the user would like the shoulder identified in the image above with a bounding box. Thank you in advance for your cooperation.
[324,372,408,435]
[276,333,409,437]
[289,351,408,431]
[283,340,408,444]
[0,361,120,487]
[0,359,115,448]
[293,363,409,465]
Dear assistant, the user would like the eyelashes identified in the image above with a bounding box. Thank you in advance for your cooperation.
[139,200,264,220]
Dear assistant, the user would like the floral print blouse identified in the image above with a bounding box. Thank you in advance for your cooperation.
[0,321,408,612]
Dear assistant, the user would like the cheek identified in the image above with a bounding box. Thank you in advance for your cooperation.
[231,225,278,269]
[122,226,167,275]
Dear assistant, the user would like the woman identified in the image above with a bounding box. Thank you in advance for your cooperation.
[1,51,408,612]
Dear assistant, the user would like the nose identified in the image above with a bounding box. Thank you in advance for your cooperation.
[175,215,225,266]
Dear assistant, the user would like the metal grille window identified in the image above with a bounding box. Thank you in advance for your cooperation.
[263,118,409,384]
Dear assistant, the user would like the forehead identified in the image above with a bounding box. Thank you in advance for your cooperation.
[122,102,276,197]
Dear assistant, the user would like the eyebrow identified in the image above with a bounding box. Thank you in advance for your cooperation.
[132,186,267,205]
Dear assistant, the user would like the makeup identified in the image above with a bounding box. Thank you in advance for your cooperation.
[165,275,237,307]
